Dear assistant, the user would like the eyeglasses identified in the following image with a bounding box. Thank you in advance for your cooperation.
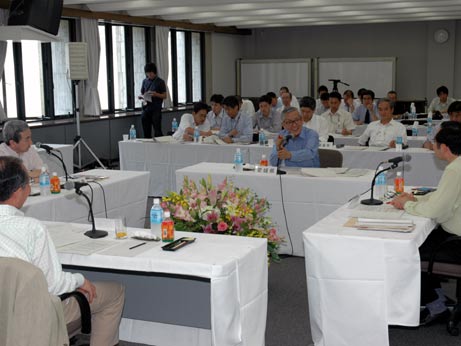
[284,118,302,126]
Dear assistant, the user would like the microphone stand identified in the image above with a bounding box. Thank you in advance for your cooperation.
[45,149,70,182]
[75,186,108,239]
[361,163,398,205]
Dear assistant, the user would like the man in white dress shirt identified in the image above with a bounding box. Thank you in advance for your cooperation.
[0,120,43,182]
[206,94,225,130]
[322,92,356,135]
[277,86,299,110]
[300,96,329,142]
[428,85,456,115]
[358,98,407,148]
[236,95,256,118]
[173,102,212,141]
[341,89,361,114]
[0,156,125,345]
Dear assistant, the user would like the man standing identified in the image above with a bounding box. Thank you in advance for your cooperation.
[218,96,253,144]
[428,85,455,115]
[139,62,167,138]
[0,120,43,181]
[358,98,407,148]
[352,89,379,125]
[269,107,319,168]
[0,156,125,345]
[322,92,356,135]
[299,96,329,142]
[390,126,461,325]
[253,94,282,133]
[173,102,212,141]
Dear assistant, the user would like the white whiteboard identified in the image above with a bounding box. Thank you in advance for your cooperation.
[318,57,395,98]
[238,59,311,98]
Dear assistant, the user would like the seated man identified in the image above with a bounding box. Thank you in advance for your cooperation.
[0,119,43,182]
[173,102,212,141]
[314,91,330,116]
[266,91,279,112]
[280,91,294,114]
[253,94,282,133]
[299,96,329,142]
[341,89,360,114]
[424,101,461,150]
[315,85,328,112]
[277,86,299,110]
[207,94,225,130]
[269,107,319,168]
[428,85,455,115]
[387,90,404,117]
[218,95,253,144]
[236,95,256,118]
[0,156,125,345]
[390,126,461,325]
[358,98,407,148]
[322,92,356,135]
[352,89,379,125]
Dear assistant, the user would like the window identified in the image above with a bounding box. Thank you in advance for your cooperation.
[170,30,205,106]
[3,41,17,118]
[98,25,109,111]
[22,41,45,118]
[51,20,72,116]
[112,25,127,110]
[133,27,146,109]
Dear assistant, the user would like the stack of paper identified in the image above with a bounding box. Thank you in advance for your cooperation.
[355,218,415,232]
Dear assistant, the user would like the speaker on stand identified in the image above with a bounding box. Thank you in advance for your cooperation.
[67,42,106,170]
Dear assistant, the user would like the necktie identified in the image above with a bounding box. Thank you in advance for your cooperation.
[365,109,370,124]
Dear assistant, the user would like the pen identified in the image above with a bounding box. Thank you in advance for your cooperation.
[129,242,146,250]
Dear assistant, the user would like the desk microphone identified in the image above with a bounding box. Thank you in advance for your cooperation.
[36,143,70,182]
[276,134,292,175]
[361,154,411,206]
[35,142,54,153]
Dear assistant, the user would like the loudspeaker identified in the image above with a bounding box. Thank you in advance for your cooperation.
[8,0,63,36]
[67,42,89,81]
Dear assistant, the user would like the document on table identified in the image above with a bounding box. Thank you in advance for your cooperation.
[344,217,415,232]
[301,167,370,178]
[47,223,86,247]
[349,203,405,219]
[57,239,118,256]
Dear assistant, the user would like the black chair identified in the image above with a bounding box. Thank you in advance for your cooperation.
[318,149,343,168]
[60,291,92,335]
[421,236,461,336]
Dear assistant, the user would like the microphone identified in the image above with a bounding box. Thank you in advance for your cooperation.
[361,155,410,206]
[386,154,411,165]
[36,142,70,182]
[71,180,108,239]
[276,134,293,175]
[35,142,54,153]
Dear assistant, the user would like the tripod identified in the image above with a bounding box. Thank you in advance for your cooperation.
[72,80,106,170]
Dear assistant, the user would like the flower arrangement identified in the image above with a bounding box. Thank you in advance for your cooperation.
[162,176,283,262]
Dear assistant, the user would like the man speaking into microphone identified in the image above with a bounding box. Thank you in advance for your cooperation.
[269,107,320,167]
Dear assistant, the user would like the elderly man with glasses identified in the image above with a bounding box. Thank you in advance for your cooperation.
[269,107,320,167]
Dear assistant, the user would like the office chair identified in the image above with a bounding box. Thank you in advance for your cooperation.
[421,236,461,336]
[318,149,343,168]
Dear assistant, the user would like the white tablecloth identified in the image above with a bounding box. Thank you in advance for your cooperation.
[339,147,445,186]
[49,222,268,346]
[23,169,149,228]
[38,144,74,176]
[176,163,374,256]
[304,204,436,346]
[119,140,270,196]
[333,135,427,148]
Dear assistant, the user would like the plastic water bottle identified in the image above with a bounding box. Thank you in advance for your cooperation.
[39,167,51,196]
[150,198,163,238]
[427,123,433,139]
[193,126,200,143]
[129,124,137,140]
[410,102,416,120]
[374,165,385,200]
[412,121,418,137]
[259,129,266,146]
[234,148,243,172]
[396,136,403,152]
[171,118,178,133]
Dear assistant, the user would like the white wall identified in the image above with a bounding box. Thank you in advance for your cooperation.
[209,20,461,102]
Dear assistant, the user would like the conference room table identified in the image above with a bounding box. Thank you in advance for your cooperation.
[37,143,74,177]
[48,221,268,346]
[23,169,149,228]
[304,202,436,346]
[119,139,271,196]
[332,134,427,148]
[176,162,374,256]
[338,146,445,186]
